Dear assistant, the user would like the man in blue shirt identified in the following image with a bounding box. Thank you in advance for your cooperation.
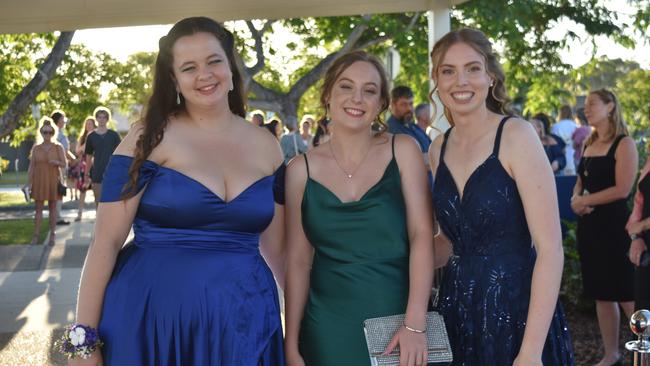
[386,86,431,153]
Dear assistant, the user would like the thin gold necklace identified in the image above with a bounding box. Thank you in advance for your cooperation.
[328,139,372,179]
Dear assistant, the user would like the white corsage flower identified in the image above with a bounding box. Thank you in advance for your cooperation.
[69,326,86,346]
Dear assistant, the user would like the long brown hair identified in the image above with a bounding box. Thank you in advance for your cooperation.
[77,116,97,147]
[584,88,628,147]
[124,17,246,197]
[429,28,513,125]
[319,50,390,132]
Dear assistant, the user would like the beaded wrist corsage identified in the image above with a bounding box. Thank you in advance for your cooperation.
[55,323,103,359]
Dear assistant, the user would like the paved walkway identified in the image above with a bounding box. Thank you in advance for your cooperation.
[0,207,100,365]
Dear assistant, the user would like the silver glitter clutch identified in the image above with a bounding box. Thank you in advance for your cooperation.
[363,311,452,366]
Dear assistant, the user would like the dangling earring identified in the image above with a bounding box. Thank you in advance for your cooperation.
[490,80,494,87]
[176,92,181,105]
[229,81,234,92]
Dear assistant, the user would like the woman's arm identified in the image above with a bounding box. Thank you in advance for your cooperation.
[626,159,650,234]
[27,146,35,187]
[71,125,145,365]
[578,136,638,207]
[428,135,453,269]
[283,155,313,365]
[50,145,68,168]
[384,135,434,366]
[259,136,287,290]
[505,120,565,364]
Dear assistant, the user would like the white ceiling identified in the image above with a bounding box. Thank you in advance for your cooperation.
[0,0,466,34]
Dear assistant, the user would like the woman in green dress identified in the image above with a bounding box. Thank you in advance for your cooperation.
[284,51,435,366]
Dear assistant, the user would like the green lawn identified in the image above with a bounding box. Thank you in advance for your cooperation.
[0,171,28,186]
[0,218,49,245]
[0,192,33,208]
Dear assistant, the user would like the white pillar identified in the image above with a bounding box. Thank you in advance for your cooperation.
[427,6,451,139]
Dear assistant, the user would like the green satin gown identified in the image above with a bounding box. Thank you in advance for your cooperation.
[299,136,410,366]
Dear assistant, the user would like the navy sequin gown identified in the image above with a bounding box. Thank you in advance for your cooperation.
[97,155,285,365]
[432,117,574,365]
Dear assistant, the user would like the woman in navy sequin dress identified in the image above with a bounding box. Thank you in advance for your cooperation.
[70,18,286,365]
[428,29,574,365]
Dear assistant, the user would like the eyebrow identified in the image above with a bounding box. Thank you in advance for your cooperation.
[439,61,483,68]
[338,77,379,88]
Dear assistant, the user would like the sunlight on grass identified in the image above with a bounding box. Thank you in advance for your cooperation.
[0,192,32,208]
[0,219,48,245]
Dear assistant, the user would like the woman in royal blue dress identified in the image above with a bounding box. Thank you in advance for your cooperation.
[428,29,574,365]
[67,17,286,365]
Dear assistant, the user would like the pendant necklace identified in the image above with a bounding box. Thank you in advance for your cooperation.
[328,140,372,179]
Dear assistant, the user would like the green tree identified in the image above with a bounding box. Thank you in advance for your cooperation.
[108,51,156,118]
[616,68,650,133]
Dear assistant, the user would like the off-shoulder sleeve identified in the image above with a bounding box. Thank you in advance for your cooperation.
[99,155,159,202]
[272,163,286,205]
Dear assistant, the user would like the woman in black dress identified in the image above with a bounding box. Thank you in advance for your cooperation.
[571,88,638,366]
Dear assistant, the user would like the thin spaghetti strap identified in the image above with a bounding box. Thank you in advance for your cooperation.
[391,134,396,159]
[439,127,453,163]
[493,116,513,156]
[304,154,311,177]
[607,135,625,157]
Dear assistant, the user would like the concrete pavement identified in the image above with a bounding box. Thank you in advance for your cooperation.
[0,208,96,366]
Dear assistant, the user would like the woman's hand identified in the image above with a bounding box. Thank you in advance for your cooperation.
[629,238,647,266]
[285,347,306,366]
[627,221,647,236]
[570,195,593,216]
[383,326,428,366]
[49,159,62,166]
[68,349,103,366]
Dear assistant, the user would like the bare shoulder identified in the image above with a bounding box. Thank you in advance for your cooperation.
[237,117,283,168]
[113,122,145,157]
[501,117,538,148]
[616,135,637,155]
[428,133,445,162]
[285,153,308,188]
[393,133,422,157]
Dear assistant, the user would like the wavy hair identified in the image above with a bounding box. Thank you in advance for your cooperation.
[319,50,390,132]
[124,17,246,197]
[584,88,628,147]
[429,28,513,125]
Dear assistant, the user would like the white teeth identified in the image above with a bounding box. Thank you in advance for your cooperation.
[199,85,216,91]
[344,108,364,116]
[452,92,473,100]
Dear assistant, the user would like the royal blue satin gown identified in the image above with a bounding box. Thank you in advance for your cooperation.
[432,117,574,365]
[97,155,285,365]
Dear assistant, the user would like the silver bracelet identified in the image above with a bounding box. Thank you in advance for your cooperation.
[404,323,426,334]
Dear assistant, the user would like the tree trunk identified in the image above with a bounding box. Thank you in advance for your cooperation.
[0,31,75,138]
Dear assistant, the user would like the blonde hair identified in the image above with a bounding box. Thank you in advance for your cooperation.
[36,116,60,145]
[585,89,628,147]
[429,28,513,125]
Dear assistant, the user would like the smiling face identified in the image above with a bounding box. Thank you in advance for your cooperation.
[326,61,383,131]
[172,32,233,109]
[434,42,492,118]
